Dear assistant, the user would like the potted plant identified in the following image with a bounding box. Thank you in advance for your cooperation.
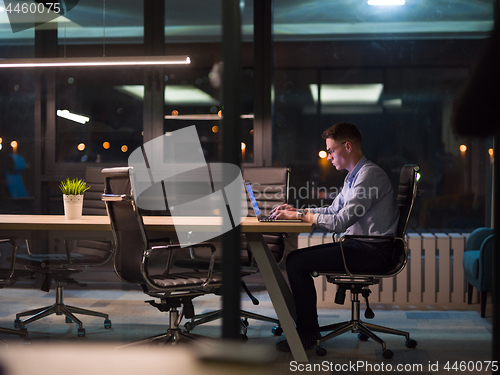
[59,178,90,220]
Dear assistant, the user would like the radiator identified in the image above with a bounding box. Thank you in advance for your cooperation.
[297,232,471,306]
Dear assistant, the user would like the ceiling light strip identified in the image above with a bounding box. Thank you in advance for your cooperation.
[0,56,191,68]
[367,0,405,5]
[164,114,254,120]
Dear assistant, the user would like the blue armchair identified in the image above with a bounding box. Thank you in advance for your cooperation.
[462,227,494,318]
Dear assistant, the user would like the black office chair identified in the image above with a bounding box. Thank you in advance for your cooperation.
[182,167,290,337]
[101,167,223,346]
[312,164,420,359]
[0,238,35,343]
[13,167,114,337]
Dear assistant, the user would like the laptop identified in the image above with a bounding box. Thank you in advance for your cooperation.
[244,180,302,222]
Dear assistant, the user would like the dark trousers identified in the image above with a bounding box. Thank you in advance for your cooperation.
[286,238,397,335]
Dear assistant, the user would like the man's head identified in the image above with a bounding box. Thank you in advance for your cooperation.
[322,122,363,172]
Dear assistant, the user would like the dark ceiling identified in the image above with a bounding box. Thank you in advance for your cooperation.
[0,0,495,44]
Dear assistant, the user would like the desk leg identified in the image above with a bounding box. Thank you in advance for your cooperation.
[245,232,308,363]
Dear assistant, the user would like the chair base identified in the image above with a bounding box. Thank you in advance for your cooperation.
[116,307,204,349]
[0,326,29,345]
[14,281,111,337]
[116,328,202,349]
[184,309,280,336]
[316,292,416,358]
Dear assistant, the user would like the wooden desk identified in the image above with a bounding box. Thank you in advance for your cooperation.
[0,215,313,363]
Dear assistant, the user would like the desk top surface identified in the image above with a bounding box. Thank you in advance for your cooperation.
[0,214,313,234]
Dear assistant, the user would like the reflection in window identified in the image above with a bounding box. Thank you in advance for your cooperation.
[56,68,144,164]
[273,0,494,234]
[0,70,35,213]
[162,68,254,164]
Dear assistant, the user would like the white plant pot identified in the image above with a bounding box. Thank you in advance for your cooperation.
[63,194,84,220]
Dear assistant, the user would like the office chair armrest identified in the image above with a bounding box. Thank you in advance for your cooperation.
[102,193,134,201]
[338,234,405,277]
[342,234,399,241]
[0,238,18,282]
[61,236,114,265]
[144,242,218,287]
[22,239,33,255]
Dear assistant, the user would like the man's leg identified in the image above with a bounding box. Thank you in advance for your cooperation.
[277,239,393,351]
[285,242,345,335]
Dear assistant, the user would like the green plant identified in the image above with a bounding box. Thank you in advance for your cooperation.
[59,178,91,196]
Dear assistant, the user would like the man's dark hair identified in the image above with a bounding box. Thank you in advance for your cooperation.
[321,122,362,144]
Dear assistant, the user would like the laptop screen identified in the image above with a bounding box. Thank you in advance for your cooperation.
[245,181,262,217]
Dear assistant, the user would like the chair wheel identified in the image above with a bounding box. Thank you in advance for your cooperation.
[77,328,86,337]
[358,332,369,341]
[65,317,73,323]
[104,319,112,329]
[14,319,22,328]
[240,334,248,341]
[383,349,394,359]
[184,322,193,332]
[405,338,417,348]
[316,346,327,356]
[272,326,283,336]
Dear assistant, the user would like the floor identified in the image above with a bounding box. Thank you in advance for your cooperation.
[0,281,493,375]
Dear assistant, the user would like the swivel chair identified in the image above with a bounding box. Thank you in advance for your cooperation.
[181,167,290,337]
[14,167,114,337]
[0,239,33,343]
[462,227,494,318]
[312,164,420,359]
[101,167,222,346]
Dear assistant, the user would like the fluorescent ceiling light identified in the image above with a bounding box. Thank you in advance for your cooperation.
[382,98,403,107]
[57,110,90,124]
[164,114,254,120]
[310,84,384,105]
[368,0,405,5]
[116,85,219,105]
[0,56,190,68]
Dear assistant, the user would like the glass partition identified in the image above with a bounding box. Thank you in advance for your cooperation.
[0,69,35,213]
[56,67,144,164]
[272,0,494,231]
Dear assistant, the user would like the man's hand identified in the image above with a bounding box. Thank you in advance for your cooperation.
[269,204,295,218]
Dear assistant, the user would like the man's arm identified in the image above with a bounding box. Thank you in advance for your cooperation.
[312,168,388,233]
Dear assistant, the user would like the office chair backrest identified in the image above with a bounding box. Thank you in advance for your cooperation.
[82,167,108,215]
[243,167,290,216]
[396,164,419,238]
[69,167,114,261]
[383,164,419,274]
[101,167,148,285]
[242,167,290,264]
